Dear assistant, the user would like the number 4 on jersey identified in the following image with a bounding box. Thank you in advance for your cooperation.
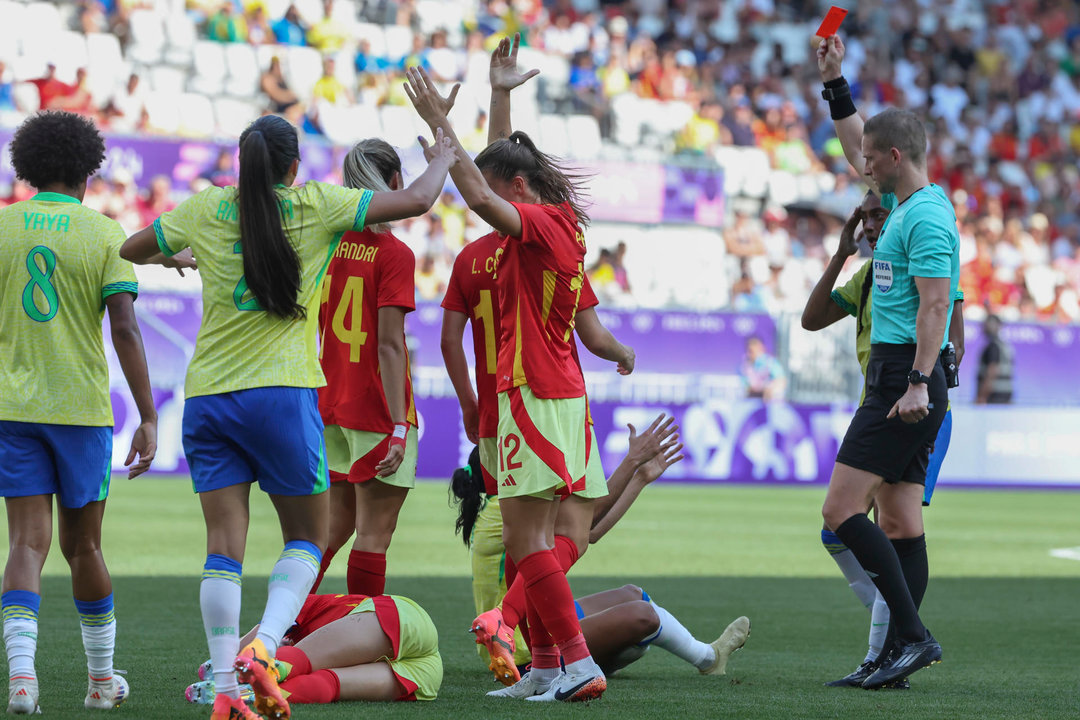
[320,274,368,362]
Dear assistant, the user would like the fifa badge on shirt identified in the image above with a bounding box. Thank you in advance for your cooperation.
[873,259,893,293]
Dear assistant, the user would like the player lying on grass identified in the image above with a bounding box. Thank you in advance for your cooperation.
[802,193,964,690]
[451,425,751,688]
[186,592,441,706]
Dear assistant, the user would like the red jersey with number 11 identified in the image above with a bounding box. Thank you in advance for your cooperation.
[318,229,417,433]
[494,202,588,399]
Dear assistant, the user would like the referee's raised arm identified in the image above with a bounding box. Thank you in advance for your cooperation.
[817,35,879,197]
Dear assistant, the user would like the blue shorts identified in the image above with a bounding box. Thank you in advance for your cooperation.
[574,600,585,620]
[0,421,112,509]
[183,387,329,496]
[923,408,952,506]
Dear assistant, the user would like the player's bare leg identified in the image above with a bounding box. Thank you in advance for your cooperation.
[349,481,409,595]
[3,495,51,714]
[311,483,356,592]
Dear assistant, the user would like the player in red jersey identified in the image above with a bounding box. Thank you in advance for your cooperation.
[315,138,421,597]
[406,49,613,701]
[187,592,442,705]
[441,37,634,688]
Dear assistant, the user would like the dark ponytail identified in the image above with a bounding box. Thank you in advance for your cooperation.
[236,115,304,319]
[449,446,486,546]
[474,130,592,227]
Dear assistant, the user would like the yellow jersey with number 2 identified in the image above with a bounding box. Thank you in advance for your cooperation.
[154,182,373,399]
[0,192,137,426]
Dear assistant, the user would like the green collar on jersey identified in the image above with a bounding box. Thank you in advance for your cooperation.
[32,192,81,204]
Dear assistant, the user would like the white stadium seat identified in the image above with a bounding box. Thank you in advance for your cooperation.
[285,45,322,99]
[190,40,226,95]
[566,114,602,159]
[143,90,181,134]
[149,65,186,94]
[128,10,166,65]
[225,43,260,97]
[178,92,216,136]
[0,2,27,57]
[354,23,388,59]
[538,114,570,158]
[164,14,198,66]
[213,96,261,138]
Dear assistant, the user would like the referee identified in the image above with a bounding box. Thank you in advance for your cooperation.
[815,35,961,689]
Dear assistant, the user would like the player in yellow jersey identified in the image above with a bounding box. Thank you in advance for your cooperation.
[0,111,165,714]
[120,114,457,720]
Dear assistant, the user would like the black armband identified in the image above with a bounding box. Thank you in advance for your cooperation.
[821,76,857,120]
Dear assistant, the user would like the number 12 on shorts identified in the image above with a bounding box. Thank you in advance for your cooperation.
[499,433,522,473]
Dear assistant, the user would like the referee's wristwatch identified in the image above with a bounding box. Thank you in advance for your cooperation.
[907,370,931,386]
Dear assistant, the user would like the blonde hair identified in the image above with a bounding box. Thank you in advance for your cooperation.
[343,138,400,233]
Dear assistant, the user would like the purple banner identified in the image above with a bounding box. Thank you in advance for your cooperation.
[964,321,1080,406]
[1,132,722,226]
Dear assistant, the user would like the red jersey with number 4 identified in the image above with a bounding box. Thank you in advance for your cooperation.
[318,229,417,432]
[495,202,588,399]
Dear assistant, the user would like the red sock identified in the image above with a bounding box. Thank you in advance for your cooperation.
[279,669,340,704]
[553,535,580,569]
[525,595,557,665]
[517,550,588,664]
[346,550,386,596]
[275,646,312,678]
[309,548,337,594]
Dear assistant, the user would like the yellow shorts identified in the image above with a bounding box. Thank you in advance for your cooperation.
[496,386,606,500]
[478,436,498,496]
[349,595,442,701]
[470,496,531,666]
[582,423,607,499]
[323,425,417,488]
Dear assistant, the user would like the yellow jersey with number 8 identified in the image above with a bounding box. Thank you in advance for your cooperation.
[154,182,373,399]
[0,192,138,426]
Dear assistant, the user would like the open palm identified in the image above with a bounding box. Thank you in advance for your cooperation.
[490,33,540,92]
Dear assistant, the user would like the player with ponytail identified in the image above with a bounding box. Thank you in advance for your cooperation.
[122,114,456,720]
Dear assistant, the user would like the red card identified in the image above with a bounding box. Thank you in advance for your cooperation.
[815,6,848,37]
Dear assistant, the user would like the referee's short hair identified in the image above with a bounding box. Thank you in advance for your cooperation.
[863,108,927,166]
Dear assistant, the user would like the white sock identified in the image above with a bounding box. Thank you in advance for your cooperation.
[822,531,878,609]
[201,554,243,699]
[865,593,890,663]
[2,591,40,682]
[564,656,603,677]
[530,665,561,683]
[644,603,713,671]
[255,541,321,656]
[73,595,116,683]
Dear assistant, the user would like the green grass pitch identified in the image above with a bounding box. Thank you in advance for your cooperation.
[4,479,1079,719]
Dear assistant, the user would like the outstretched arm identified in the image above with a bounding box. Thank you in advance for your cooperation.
[488,33,540,144]
[575,307,634,374]
[440,309,479,443]
[364,127,458,225]
[817,35,877,195]
[590,435,683,543]
[404,66,524,238]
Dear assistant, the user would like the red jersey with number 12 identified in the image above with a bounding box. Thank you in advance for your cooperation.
[318,229,417,432]
[495,202,588,399]
[445,230,598,434]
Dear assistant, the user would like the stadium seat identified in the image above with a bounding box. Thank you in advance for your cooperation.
[415,0,463,35]
[213,96,260,137]
[190,41,226,95]
[383,25,412,63]
[331,49,357,95]
[767,170,799,207]
[149,65,187,95]
[538,114,570,158]
[143,91,182,134]
[739,148,772,199]
[225,43,260,97]
[128,10,166,65]
[285,45,322,99]
[379,104,425,148]
[178,92,216,136]
[354,23,389,60]
[11,82,40,113]
[610,93,643,147]
[318,104,382,146]
[164,14,198,66]
[292,0,324,24]
[48,32,89,86]
[566,115,602,160]
[0,1,27,55]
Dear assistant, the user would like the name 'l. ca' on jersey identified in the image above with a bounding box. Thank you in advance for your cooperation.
[318,228,417,433]
[493,202,588,399]
[153,182,373,398]
[0,193,138,426]
[443,230,598,435]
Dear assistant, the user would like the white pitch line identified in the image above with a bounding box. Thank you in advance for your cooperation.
[1049,547,1080,562]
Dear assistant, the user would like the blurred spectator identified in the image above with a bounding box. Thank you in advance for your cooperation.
[207,2,247,42]
[272,5,307,46]
[261,57,301,114]
[29,64,73,110]
[0,61,17,112]
[976,315,1014,404]
[137,175,176,227]
[415,254,445,301]
[724,211,765,259]
[612,242,630,294]
[200,149,237,187]
[307,0,348,53]
[104,73,145,133]
[311,57,350,106]
[425,30,463,83]
[740,336,785,400]
[49,68,95,116]
[245,5,273,45]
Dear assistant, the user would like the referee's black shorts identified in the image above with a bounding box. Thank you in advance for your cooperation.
[836,343,948,485]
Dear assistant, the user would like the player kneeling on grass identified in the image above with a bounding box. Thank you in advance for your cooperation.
[451,429,750,686]
[187,592,441,706]
[0,111,170,714]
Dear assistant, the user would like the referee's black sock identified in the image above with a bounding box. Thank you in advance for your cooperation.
[834,514,927,644]
[880,534,930,656]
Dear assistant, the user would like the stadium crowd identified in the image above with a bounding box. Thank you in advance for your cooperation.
[2,0,1080,321]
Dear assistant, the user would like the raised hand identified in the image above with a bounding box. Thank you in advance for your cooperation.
[417,126,458,167]
[162,247,197,277]
[490,33,540,92]
[836,207,863,258]
[636,439,684,484]
[403,66,460,126]
[817,34,845,82]
[626,414,679,468]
